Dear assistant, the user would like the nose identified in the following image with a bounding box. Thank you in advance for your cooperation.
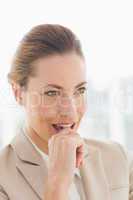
[58,95,78,120]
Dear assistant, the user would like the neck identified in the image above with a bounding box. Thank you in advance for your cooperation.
[25,125,49,155]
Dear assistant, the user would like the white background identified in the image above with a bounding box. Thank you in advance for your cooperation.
[0,0,133,149]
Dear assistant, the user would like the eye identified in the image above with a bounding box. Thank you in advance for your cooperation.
[74,87,87,95]
[44,90,60,97]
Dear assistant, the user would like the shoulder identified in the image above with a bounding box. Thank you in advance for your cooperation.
[0,143,14,163]
[83,137,132,168]
[0,144,13,165]
[0,144,16,182]
[83,137,128,157]
[83,138,133,188]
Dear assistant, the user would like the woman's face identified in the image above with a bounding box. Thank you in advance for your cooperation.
[22,52,87,142]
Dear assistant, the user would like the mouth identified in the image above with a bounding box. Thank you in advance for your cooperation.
[52,123,76,133]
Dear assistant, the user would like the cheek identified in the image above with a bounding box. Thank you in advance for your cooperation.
[77,103,87,117]
[38,105,58,119]
[24,93,42,113]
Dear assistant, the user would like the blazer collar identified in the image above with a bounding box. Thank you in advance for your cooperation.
[11,130,111,200]
[11,129,46,199]
[11,129,43,165]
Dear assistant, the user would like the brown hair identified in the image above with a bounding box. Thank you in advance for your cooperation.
[8,24,84,88]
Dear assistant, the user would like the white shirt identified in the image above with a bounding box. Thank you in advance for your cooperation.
[23,130,85,200]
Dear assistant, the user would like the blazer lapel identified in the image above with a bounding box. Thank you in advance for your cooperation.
[79,140,111,200]
[11,130,47,200]
[10,130,111,200]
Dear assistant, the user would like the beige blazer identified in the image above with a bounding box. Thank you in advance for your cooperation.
[0,130,132,200]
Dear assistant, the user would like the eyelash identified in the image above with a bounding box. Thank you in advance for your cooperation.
[44,90,60,96]
[44,87,87,97]
[75,87,87,95]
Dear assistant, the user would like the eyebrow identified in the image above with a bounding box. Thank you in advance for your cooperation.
[45,81,87,89]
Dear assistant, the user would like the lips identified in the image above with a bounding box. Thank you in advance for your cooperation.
[52,123,75,133]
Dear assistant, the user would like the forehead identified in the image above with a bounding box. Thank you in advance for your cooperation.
[31,53,86,89]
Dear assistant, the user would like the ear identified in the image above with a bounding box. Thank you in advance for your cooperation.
[11,82,25,105]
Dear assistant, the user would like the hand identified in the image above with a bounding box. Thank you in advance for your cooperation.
[47,128,84,188]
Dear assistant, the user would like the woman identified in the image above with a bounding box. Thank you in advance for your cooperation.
[0,24,132,200]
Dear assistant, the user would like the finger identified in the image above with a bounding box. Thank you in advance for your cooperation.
[76,157,83,168]
[53,127,71,137]
[76,144,84,153]
[79,159,84,167]
[76,151,83,168]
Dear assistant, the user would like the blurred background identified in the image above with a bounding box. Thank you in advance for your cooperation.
[0,0,133,150]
